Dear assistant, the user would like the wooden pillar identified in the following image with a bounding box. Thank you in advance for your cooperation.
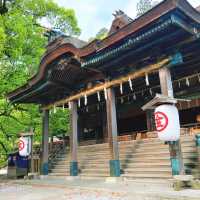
[41,110,49,175]
[146,109,154,131]
[106,88,120,177]
[159,67,184,175]
[70,101,78,176]
[102,111,108,143]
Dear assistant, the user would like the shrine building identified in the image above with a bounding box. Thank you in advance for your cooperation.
[7,0,200,179]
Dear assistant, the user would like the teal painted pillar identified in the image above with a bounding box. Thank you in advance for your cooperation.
[195,134,200,169]
[70,101,78,176]
[41,110,49,175]
[168,141,184,175]
[196,134,200,147]
[106,88,120,177]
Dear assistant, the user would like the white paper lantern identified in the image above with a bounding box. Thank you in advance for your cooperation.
[154,104,180,141]
[19,136,31,156]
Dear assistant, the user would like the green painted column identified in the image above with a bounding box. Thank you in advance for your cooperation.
[41,110,49,175]
[70,101,79,176]
[106,88,120,177]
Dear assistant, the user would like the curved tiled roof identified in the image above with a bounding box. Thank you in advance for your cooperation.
[7,0,200,104]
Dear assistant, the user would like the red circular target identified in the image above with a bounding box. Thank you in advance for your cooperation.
[154,111,168,132]
[19,139,25,151]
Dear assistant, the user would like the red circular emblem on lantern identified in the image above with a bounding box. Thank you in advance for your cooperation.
[154,111,168,132]
[19,139,25,151]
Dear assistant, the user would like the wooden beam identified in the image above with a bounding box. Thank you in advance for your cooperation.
[42,58,170,110]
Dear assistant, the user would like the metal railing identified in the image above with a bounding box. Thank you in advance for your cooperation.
[31,140,66,173]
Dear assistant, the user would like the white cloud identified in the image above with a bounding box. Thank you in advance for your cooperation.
[54,0,200,41]
[124,0,137,19]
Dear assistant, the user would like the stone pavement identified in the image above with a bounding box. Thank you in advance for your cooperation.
[0,177,200,200]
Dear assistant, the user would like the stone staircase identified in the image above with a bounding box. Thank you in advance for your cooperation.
[120,138,172,179]
[49,136,199,179]
[180,135,200,178]
[49,143,110,178]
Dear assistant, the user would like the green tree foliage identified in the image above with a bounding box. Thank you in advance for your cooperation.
[0,0,80,164]
[136,0,159,16]
[88,27,108,42]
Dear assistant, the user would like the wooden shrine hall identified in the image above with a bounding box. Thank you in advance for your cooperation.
[7,0,200,179]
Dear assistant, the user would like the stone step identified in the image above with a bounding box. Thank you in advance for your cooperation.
[121,162,171,168]
[80,173,109,177]
[50,169,70,173]
[56,150,170,159]
[132,146,168,151]
[80,169,109,174]
[122,173,171,179]
[49,172,70,176]
[180,136,195,142]
[123,168,171,173]
[181,142,196,147]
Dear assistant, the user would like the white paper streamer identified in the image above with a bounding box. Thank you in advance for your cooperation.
[128,77,133,91]
[186,78,190,86]
[97,91,101,102]
[120,83,123,94]
[68,102,71,110]
[78,98,81,107]
[53,105,57,113]
[97,104,100,111]
[145,73,149,86]
[120,97,124,104]
[62,104,65,111]
[104,88,107,100]
[84,94,87,105]
[133,93,136,100]
[178,81,181,88]
[198,74,200,82]
[149,88,153,96]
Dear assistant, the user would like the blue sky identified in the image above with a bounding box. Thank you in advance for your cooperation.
[55,0,200,41]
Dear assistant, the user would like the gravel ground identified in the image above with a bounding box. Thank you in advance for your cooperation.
[0,182,128,200]
[1,178,200,200]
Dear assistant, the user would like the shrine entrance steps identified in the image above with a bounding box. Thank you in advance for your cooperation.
[181,135,200,179]
[49,135,200,180]
[120,138,172,179]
